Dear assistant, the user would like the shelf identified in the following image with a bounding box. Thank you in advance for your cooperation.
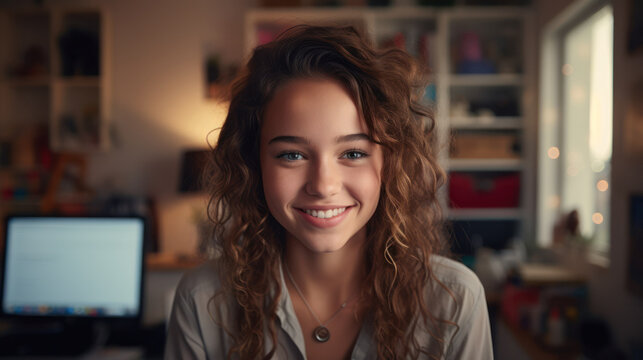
[56,76,101,87]
[1,7,108,152]
[0,197,43,208]
[450,116,522,130]
[447,7,530,19]
[449,74,523,87]
[501,317,580,360]
[248,8,366,23]
[447,208,522,221]
[447,158,522,171]
[519,263,586,287]
[247,7,439,21]
[4,77,51,88]
[369,7,439,21]
[146,253,206,271]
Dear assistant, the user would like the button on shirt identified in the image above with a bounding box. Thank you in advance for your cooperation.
[165,256,493,359]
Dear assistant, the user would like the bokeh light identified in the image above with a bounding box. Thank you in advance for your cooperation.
[592,212,604,224]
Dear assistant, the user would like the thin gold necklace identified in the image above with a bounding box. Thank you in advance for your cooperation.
[284,263,354,343]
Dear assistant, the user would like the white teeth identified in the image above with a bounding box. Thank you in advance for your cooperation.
[305,207,346,219]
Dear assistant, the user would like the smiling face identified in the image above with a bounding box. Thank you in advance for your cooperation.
[259,78,383,253]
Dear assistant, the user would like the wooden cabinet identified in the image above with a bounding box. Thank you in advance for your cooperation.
[245,6,536,247]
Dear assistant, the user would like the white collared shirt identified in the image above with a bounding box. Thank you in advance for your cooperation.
[165,255,493,359]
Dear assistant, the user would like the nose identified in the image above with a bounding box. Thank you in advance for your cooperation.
[305,158,341,197]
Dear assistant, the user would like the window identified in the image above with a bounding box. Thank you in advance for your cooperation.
[538,1,613,258]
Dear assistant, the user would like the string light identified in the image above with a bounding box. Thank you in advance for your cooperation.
[592,212,604,224]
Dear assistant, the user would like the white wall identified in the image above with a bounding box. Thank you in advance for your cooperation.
[93,0,256,254]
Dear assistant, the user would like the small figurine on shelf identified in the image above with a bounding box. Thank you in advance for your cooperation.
[552,210,591,246]
[546,307,565,347]
[205,55,238,100]
[552,209,595,269]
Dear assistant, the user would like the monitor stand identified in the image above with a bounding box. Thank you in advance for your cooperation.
[0,319,104,357]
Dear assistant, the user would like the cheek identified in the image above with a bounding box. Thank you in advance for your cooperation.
[260,156,279,212]
[349,163,382,208]
[367,154,384,209]
[261,163,295,213]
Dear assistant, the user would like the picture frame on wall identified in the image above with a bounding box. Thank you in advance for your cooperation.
[624,79,643,157]
[627,194,643,299]
[628,0,643,54]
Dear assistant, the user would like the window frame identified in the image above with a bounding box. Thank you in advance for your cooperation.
[537,0,613,266]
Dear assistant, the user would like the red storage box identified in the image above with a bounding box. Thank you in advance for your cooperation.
[501,283,541,328]
[449,172,520,208]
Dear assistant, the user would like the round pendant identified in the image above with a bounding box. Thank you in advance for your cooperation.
[313,326,330,342]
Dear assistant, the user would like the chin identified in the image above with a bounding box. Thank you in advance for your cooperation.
[295,234,352,254]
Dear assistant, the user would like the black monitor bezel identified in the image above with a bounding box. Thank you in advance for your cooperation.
[0,214,147,323]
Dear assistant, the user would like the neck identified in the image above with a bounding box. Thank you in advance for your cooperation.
[283,230,367,306]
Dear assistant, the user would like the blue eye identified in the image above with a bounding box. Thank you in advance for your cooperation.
[277,152,304,161]
[342,150,368,160]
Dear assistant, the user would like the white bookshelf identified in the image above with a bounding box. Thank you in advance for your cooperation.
[447,208,523,221]
[447,158,524,172]
[0,6,110,152]
[450,116,523,130]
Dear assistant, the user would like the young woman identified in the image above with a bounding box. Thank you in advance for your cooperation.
[165,25,492,360]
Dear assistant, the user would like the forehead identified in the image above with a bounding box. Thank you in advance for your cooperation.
[260,78,367,141]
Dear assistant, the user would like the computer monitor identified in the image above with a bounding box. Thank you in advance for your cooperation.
[0,215,146,321]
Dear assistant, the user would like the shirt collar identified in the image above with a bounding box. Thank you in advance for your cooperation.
[274,261,307,356]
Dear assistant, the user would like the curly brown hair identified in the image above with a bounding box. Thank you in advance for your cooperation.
[207,24,450,359]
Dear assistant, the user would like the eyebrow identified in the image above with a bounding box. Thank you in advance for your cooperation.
[268,133,371,145]
[336,133,371,143]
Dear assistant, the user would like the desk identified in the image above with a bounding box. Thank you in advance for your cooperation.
[143,253,206,326]
[145,253,205,271]
[499,263,585,360]
[0,347,146,360]
[498,316,579,360]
